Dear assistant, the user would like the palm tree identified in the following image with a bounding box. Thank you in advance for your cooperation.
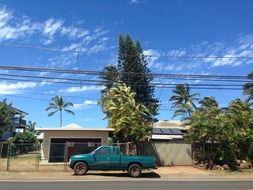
[243,72,253,103]
[169,84,199,119]
[46,96,74,127]
[26,121,36,134]
[199,96,218,110]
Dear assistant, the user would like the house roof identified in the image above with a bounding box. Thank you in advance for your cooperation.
[36,123,114,132]
[0,102,28,115]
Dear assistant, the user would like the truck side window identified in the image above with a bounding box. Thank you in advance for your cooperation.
[113,147,120,155]
[95,147,110,156]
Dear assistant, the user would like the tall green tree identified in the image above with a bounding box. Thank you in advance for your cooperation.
[117,34,159,120]
[0,99,15,136]
[99,83,151,143]
[243,72,253,103]
[46,96,74,127]
[100,64,118,94]
[169,84,199,120]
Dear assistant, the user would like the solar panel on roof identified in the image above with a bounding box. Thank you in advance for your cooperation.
[152,128,163,135]
[170,128,183,135]
[160,128,173,135]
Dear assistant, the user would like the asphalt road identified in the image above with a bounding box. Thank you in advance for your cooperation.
[0,181,253,190]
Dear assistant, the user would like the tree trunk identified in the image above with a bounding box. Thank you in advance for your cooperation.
[60,110,62,128]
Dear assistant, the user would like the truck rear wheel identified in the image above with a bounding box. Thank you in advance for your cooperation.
[74,162,88,175]
[128,164,142,178]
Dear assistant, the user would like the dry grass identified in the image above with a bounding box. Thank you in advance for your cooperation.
[0,152,69,171]
[0,158,7,171]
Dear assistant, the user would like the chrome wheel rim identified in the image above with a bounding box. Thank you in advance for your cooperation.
[131,167,140,177]
[76,164,86,174]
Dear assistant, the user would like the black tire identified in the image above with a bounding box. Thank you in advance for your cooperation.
[128,164,142,178]
[74,162,88,175]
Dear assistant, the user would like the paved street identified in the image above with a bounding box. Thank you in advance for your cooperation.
[0,181,253,190]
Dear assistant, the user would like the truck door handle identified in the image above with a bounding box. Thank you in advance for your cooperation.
[106,158,110,160]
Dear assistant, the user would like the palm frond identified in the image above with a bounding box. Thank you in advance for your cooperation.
[64,109,75,115]
[63,102,74,108]
[45,106,57,111]
[48,110,58,117]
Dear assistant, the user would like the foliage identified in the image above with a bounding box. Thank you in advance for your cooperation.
[225,99,253,161]
[186,96,253,169]
[101,64,118,94]
[243,72,253,103]
[99,83,151,143]
[0,99,15,136]
[8,131,37,144]
[101,34,159,122]
[169,84,199,120]
[46,96,74,127]
[118,34,159,119]
[185,96,226,168]
[26,121,36,134]
[169,72,253,169]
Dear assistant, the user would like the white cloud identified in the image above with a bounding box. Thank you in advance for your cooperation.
[0,7,37,40]
[193,34,253,67]
[167,49,186,57]
[154,34,253,70]
[143,49,161,67]
[0,81,37,94]
[73,100,98,109]
[43,18,63,36]
[59,85,103,93]
[60,26,89,39]
[130,0,140,4]
[0,5,110,50]
[38,79,67,86]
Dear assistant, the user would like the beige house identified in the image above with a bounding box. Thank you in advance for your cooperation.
[37,123,114,162]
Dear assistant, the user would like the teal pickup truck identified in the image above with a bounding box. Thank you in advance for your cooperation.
[69,145,157,177]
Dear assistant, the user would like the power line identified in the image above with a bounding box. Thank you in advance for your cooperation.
[0,73,247,87]
[1,42,253,59]
[0,74,246,89]
[0,65,250,80]
[0,77,243,91]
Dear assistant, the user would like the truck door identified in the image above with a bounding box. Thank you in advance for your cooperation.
[91,147,111,170]
[110,146,121,169]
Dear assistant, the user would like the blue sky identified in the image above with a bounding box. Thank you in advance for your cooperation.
[0,0,252,128]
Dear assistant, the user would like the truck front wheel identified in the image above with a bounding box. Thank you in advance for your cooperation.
[74,162,88,175]
[128,164,142,177]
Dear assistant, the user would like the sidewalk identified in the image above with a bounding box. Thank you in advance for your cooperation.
[0,167,253,181]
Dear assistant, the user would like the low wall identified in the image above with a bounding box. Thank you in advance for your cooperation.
[153,141,192,166]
